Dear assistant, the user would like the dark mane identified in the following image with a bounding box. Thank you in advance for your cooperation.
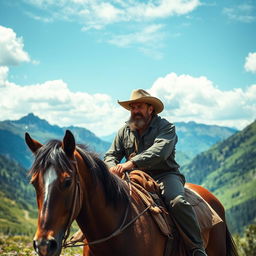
[76,144,130,206]
[29,140,129,206]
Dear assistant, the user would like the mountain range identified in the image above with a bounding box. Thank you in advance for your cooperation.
[0,113,236,169]
[0,113,111,169]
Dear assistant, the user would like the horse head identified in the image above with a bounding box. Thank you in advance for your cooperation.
[25,130,82,256]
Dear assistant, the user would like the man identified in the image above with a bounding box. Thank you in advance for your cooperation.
[104,89,207,256]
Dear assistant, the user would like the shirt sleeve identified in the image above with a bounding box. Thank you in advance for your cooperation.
[104,128,125,168]
[130,120,177,169]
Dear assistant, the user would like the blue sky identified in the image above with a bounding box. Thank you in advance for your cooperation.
[0,0,255,136]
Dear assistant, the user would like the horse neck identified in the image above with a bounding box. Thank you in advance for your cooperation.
[75,156,128,241]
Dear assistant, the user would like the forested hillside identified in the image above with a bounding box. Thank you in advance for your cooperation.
[0,155,37,235]
[182,120,256,233]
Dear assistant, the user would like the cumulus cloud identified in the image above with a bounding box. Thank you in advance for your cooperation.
[0,68,126,136]
[0,26,31,66]
[244,52,256,73]
[0,66,9,85]
[1,69,255,135]
[149,73,256,129]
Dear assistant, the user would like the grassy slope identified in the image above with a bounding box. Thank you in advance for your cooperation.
[0,191,37,235]
[0,155,37,235]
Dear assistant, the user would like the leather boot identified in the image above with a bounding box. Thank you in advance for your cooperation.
[169,195,207,255]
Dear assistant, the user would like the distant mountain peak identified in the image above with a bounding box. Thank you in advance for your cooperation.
[18,113,41,122]
[15,113,49,126]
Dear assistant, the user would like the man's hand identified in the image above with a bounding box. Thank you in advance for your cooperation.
[109,161,135,177]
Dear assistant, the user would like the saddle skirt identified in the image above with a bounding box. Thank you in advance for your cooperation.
[127,170,223,248]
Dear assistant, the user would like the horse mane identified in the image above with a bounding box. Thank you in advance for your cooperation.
[29,140,129,207]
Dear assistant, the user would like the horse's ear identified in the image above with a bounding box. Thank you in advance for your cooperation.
[62,130,76,158]
[25,132,43,153]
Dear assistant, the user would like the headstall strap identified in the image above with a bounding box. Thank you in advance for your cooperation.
[62,159,81,248]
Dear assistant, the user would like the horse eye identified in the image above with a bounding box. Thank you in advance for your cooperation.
[63,178,72,189]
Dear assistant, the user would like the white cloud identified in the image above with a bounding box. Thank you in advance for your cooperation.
[23,0,201,29]
[127,0,201,19]
[0,26,30,66]
[1,69,255,135]
[149,73,256,129]
[94,2,123,21]
[244,52,256,73]
[0,68,126,136]
[21,0,200,57]
[0,66,9,85]
[108,24,166,59]
[109,24,165,47]
[223,4,256,23]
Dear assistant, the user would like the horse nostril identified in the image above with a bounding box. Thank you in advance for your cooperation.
[33,238,58,254]
[48,239,58,252]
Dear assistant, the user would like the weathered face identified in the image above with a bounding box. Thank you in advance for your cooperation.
[129,102,154,130]
[31,164,75,256]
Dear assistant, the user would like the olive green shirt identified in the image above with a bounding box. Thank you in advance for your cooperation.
[104,115,180,174]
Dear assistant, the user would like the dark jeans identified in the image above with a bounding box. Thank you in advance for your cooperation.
[152,171,185,202]
[150,171,205,253]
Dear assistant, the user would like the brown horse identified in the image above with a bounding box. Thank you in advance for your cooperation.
[25,130,238,256]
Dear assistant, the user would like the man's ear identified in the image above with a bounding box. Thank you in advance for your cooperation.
[148,105,154,115]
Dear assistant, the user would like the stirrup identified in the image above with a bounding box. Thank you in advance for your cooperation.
[192,248,208,256]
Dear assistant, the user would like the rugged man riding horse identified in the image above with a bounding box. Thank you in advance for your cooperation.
[25,89,238,256]
[104,89,206,256]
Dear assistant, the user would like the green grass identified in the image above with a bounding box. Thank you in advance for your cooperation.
[0,191,37,236]
[0,235,83,256]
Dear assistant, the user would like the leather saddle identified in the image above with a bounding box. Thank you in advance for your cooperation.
[126,170,223,248]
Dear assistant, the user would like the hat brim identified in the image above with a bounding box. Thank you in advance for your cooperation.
[118,96,164,114]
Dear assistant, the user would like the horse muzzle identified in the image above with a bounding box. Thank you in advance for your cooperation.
[33,237,61,256]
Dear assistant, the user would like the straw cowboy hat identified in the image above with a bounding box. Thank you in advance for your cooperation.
[118,89,164,114]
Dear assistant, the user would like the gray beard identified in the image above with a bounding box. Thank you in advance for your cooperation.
[129,118,147,131]
[128,114,151,131]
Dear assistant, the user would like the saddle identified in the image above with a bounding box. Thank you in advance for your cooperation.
[126,170,223,248]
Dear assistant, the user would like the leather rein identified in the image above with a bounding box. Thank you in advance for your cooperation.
[62,161,151,249]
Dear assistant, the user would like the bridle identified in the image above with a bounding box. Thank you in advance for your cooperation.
[62,159,82,247]
[62,159,151,249]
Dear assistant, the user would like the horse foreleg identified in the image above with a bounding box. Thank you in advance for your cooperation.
[206,222,227,256]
